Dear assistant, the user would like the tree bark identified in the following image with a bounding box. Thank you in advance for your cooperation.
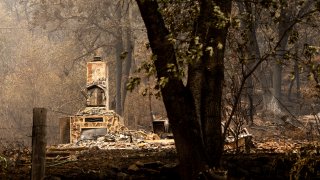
[288,46,300,100]
[272,7,290,114]
[195,0,231,167]
[115,38,123,115]
[115,7,124,115]
[121,3,134,114]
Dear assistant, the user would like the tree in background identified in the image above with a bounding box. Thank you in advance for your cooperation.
[225,0,320,124]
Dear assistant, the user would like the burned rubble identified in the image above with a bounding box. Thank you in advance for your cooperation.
[53,130,175,151]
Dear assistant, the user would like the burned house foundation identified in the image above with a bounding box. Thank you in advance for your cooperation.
[59,107,127,143]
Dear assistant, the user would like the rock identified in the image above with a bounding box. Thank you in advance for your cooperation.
[104,134,116,142]
[146,134,160,140]
[137,143,148,148]
[128,164,139,171]
[117,172,128,178]
[135,161,144,167]
[142,161,164,168]
[97,136,105,142]
[118,134,129,141]
[163,163,178,169]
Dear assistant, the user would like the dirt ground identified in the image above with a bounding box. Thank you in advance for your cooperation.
[1,139,320,179]
[1,146,178,179]
[1,123,320,179]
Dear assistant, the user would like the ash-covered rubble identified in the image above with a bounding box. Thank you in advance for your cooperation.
[222,122,254,152]
[52,126,253,153]
[76,107,115,116]
[51,130,175,151]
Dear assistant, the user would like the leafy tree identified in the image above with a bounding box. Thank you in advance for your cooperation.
[135,0,231,178]
[135,0,320,178]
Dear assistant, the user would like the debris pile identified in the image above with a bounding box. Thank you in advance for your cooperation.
[51,130,175,151]
[223,124,254,152]
[76,107,115,116]
[253,139,320,153]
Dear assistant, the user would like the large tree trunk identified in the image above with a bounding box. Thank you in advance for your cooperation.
[195,0,230,167]
[136,0,231,179]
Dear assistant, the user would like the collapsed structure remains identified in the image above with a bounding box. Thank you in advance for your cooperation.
[59,56,126,143]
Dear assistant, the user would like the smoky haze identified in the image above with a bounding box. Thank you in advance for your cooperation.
[0,1,166,146]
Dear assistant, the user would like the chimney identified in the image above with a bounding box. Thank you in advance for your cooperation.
[86,57,109,109]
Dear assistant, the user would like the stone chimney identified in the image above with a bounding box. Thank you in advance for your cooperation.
[86,57,109,109]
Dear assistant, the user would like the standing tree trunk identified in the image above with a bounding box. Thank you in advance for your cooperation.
[136,0,231,179]
[115,7,124,116]
[121,3,134,114]
[237,1,262,125]
[288,46,301,100]
[272,7,290,114]
[195,0,230,167]
[295,58,300,99]
[115,37,123,115]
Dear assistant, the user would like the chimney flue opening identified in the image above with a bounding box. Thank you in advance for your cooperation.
[93,56,102,61]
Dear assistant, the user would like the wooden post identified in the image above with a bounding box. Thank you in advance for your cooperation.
[31,108,47,180]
